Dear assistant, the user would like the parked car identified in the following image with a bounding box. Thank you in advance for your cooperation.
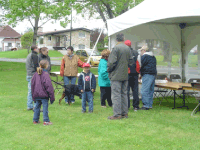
[75,49,101,66]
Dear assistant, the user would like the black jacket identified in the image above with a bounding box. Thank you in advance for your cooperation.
[129,47,139,74]
[141,52,157,76]
[78,71,96,92]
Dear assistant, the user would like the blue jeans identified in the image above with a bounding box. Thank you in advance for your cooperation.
[33,99,50,122]
[63,76,76,103]
[26,76,36,109]
[82,91,93,112]
[141,74,156,108]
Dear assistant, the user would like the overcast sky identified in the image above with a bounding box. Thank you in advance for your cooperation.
[13,11,106,34]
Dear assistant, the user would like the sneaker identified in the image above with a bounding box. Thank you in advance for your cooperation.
[140,107,149,110]
[33,121,41,124]
[88,111,93,113]
[122,114,128,118]
[108,115,122,120]
[27,108,33,111]
[101,105,107,108]
[82,110,86,113]
[71,101,75,104]
[134,107,139,112]
[43,122,53,126]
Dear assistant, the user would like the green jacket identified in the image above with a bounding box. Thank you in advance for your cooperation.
[98,59,110,87]
[107,42,134,81]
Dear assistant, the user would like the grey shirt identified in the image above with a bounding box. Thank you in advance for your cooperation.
[26,51,39,76]
[107,42,134,81]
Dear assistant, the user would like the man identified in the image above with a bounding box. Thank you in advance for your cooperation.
[139,45,157,110]
[26,45,39,110]
[107,33,133,120]
[124,40,140,111]
[60,46,84,104]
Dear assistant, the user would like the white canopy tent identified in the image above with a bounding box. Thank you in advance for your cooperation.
[107,0,200,82]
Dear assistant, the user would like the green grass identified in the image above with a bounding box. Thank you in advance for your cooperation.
[156,55,198,67]
[0,49,63,58]
[1,61,200,149]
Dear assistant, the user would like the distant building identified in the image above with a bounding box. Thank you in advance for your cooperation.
[37,27,91,50]
[0,25,21,51]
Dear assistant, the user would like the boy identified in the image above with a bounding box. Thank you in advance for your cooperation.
[78,63,96,113]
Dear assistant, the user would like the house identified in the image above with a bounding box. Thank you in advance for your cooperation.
[0,25,21,51]
[37,27,91,50]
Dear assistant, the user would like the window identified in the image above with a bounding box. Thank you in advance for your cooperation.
[76,50,81,55]
[81,51,87,57]
[79,32,85,38]
[48,36,51,41]
[78,44,85,49]
[8,43,12,47]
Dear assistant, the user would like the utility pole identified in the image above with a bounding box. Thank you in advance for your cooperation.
[70,6,72,46]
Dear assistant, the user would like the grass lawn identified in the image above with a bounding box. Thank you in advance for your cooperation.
[1,62,200,149]
[0,49,63,58]
[156,55,198,67]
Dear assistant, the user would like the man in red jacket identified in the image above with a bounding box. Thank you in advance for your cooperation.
[125,40,140,111]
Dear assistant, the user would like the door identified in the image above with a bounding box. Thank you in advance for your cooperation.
[56,36,60,46]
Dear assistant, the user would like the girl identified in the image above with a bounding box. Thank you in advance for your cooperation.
[31,60,55,125]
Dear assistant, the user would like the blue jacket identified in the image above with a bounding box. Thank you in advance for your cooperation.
[141,52,157,76]
[78,71,96,91]
[98,59,110,87]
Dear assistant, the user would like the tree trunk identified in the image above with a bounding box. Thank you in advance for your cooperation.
[33,16,40,45]
[94,2,107,28]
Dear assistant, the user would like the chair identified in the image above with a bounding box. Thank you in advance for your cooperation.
[154,74,169,104]
[185,78,200,97]
[50,73,64,95]
[170,74,181,83]
[190,83,200,116]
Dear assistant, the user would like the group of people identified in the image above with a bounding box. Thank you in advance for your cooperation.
[26,33,157,125]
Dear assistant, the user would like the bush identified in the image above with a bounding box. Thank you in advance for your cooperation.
[98,47,107,52]
[21,32,33,49]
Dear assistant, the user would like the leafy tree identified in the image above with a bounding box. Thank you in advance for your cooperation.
[90,28,105,48]
[74,0,144,28]
[21,32,34,53]
[0,0,73,45]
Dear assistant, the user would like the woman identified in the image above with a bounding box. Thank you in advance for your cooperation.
[98,49,112,107]
[38,47,51,73]
[60,46,84,104]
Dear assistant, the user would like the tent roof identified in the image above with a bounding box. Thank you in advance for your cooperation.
[107,0,200,36]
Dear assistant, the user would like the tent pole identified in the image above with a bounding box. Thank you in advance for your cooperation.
[87,27,104,64]
[179,23,186,83]
[198,45,200,75]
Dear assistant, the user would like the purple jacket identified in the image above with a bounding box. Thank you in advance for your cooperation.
[31,71,55,103]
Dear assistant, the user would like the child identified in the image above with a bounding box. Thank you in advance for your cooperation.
[78,63,96,113]
[31,60,55,125]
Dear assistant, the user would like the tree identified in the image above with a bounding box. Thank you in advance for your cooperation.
[0,0,73,45]
[21,32,34,54]
[90,28,105,48]
[74,0,144,28]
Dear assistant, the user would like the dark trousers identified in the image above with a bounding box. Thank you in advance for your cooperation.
[100,87,112,107]
[128,74,139,108]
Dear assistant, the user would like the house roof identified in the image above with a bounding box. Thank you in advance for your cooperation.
[37,28,91,36]
[0,25,21,38]
[3,38,21,42]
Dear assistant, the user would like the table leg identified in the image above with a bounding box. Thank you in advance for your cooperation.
[177,90,189,109]
[172,90,176,109]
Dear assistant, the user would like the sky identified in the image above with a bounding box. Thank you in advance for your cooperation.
[13,11,106,34]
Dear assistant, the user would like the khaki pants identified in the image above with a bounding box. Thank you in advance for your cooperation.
[111,80,128,116]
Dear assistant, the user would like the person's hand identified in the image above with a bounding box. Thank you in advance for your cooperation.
[139,74,142,79]
[91,89,95,92]
[81,90,83,93]
[50,100,54,104]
